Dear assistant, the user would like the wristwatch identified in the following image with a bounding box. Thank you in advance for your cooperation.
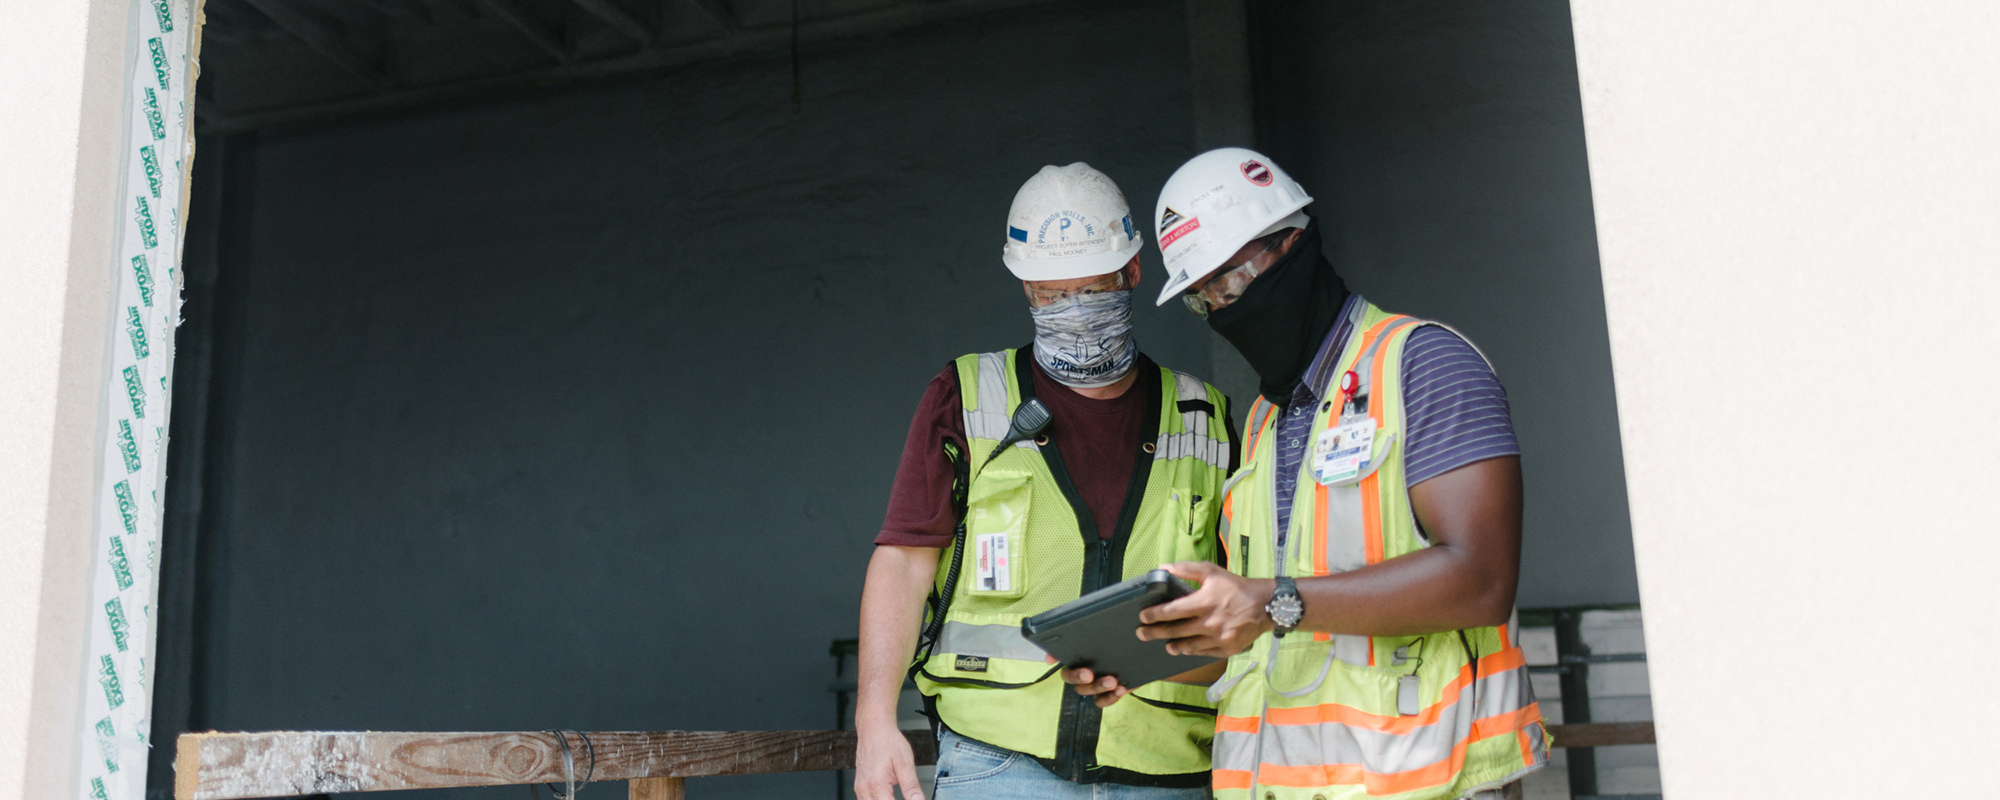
[1265,576,1303,637]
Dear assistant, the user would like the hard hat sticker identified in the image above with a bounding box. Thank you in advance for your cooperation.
[1036,211,1099,243]
[1028,210,1114,259]
[1009,226,1029,242]
[1160,206,1186,228]
[1240,160,1274,186]
[1161,217,1203,248]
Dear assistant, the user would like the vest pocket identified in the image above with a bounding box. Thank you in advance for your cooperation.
[1162,491,1217,567]
[965,469,1032,599]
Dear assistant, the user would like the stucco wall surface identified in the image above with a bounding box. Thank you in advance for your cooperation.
[1571,1,2000,796]
[0,2,136,799]
[191,2,1204,798]
[1252,0,1634,608]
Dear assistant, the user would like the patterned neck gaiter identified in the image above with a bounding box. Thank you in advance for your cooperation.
[1028,289,1138,388]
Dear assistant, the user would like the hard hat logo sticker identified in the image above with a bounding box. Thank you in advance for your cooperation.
[1160,206,1185,228]
[1161,216,1202,249]
[1240,160,1274,186]
[1037,211,1097,244]
[1030,211,1112,258]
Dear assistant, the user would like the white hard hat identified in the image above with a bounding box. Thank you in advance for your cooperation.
[1001,163,1144,282]
[1150,148,1313,306]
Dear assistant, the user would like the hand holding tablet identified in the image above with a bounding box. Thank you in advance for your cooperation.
[1020,569,1223,693]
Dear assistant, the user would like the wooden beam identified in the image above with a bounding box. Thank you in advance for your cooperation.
[683,0,734,32]
[354,0,432,25]
[176,729,938,800]
[200,0,1063,132]
[175,722,1646,799]
[237,0,385,86]
[572,0,654,43]
[1547,721,1656,748]
[629,777,685,800]
[474,0,571,63]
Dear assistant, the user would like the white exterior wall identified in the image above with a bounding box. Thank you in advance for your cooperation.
[1570,2,1999,797]
[0,2,139,799]
[2,2,196,799]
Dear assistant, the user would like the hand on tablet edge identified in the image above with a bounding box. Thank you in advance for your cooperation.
[1137,561,1274,658]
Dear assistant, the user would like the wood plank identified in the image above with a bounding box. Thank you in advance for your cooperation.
[629,777,684,800]
[176,723,1645,799]
[1546,721,1656,748]
[177,729,938,800]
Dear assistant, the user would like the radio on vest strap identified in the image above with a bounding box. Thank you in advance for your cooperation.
[976,397,1053,475]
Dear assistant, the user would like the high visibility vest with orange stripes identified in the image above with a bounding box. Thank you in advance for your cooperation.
[914,349,1234,785]
[1209,302,1550,800]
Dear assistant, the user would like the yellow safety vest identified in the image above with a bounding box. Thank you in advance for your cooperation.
[1210,302,1550,800]
[915,349,1232,785]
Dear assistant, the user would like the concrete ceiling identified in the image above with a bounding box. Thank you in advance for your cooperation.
[196,0,1056,131]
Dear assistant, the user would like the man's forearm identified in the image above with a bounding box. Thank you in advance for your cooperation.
[1296,457,1523,636]
[1292,546,1511,636]
[1142,459,1522,654]
[856,545,941,730]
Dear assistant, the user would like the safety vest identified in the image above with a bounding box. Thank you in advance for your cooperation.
[1209,302,1550,800]
[916,348,1233,785]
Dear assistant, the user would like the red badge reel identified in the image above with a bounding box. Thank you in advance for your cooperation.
[1338,370,1360,412]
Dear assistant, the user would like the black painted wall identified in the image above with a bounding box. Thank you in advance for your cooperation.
[156,2,1635,798]
[175,3,1207,798]
[1251,0,1637,608]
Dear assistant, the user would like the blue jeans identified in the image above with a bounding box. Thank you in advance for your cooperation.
[930,730,1212,800]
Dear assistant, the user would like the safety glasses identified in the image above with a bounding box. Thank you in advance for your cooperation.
[1026,271,1130,308]
[1181,233,1288,318]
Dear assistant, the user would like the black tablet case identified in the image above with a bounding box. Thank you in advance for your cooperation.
[1020,569,1222,689]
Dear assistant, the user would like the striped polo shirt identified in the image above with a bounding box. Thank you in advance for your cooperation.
[1271,294,1520,545]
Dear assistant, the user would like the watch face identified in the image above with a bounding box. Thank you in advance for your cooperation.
[1267,593,1304,628]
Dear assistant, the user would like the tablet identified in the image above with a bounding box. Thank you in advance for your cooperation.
[1020,569,1221,689]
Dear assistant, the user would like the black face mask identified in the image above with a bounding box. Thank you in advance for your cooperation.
[1205,218,1349,406]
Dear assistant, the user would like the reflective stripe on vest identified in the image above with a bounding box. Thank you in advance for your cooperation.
[1159,371,1231,472]
[917,349,1232,780]
[1210,304,1549,799]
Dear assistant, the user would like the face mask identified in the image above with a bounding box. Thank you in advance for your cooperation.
[1205,218,1348,405]
[1029,289,1138,388]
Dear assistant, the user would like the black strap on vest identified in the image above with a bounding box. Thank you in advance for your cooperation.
[1013,347,1205,787]
[907,435,970,688]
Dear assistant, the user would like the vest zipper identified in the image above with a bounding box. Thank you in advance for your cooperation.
[1012,349,1162,784]
[1056,540,1116,781]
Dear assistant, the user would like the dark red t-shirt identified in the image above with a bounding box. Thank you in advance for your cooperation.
[874,354,1163,547]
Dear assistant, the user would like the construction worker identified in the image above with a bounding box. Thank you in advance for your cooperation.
[854,163,1236,800]
[1065,149,1549,800]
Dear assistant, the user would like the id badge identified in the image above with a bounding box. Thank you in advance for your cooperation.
[974,532,1011,592]
[1312,414,1376,485]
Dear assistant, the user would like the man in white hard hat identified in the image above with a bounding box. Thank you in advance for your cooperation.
[853,163,1236,800]
[1064,149,1550,800]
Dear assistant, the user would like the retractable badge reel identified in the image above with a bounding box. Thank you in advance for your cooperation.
[1312,370,1375,485]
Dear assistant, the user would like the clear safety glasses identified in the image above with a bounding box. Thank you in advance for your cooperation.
[1026,271,1130,308]
[1181,232,1289,318]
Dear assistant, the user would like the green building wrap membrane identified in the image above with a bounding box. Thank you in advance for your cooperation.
[80,1,198,797]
